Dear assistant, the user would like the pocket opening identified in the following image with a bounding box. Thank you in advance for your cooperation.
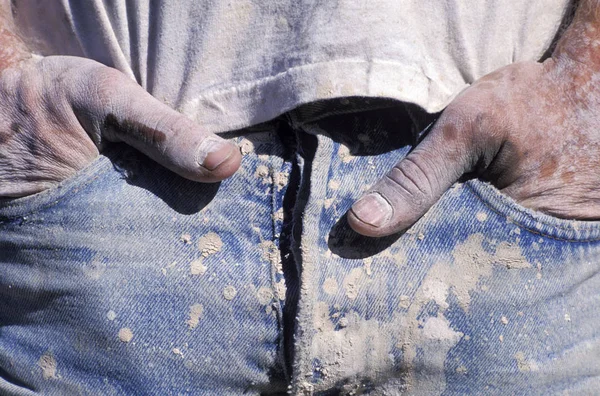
[467,180,600,242]
[0,154,112,221]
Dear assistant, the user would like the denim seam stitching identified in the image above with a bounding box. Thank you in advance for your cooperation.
[269,160,288,380]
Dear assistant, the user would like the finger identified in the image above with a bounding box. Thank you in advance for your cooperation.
[347,119,475,237]
[79,68,241,183]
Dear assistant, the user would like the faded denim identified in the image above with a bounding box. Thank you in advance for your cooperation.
[1,101,599,395]
[289,104,600,395]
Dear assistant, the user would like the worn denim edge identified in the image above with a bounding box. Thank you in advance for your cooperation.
[0,155,112,221]
[466,179,600,242]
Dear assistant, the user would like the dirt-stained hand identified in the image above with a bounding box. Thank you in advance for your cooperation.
[348,2,600,237]
[0,54,241,197]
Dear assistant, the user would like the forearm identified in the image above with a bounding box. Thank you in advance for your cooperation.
[554,0,600,66]
[0,1,30,70]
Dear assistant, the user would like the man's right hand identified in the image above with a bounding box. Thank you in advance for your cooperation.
[0,54,242,197]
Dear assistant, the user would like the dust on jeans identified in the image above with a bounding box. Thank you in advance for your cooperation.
[303,229,531,393]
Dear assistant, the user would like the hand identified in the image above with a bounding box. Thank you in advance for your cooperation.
[0,55,241,197]
[348,6,600,237]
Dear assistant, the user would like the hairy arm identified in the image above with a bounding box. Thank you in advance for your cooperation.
[555,0,600,65]
[0,1,30,69]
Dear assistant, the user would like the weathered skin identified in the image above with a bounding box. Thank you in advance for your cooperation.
[350,0,600,237]
[1,0,597,221]
[0,2,240,197]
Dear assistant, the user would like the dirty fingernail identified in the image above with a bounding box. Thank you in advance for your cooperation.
[350,193,392,227]
[197,137,235,170]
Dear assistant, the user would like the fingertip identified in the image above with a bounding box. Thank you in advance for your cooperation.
[347,193,396,237]
[196,139,242,182]
[347,210,399,238]
[212,144,242,180]
[347,209,381,237]
[196,137,234,170]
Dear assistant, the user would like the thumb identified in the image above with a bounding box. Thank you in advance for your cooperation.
[347,120,475,237]
[78,68,241,183]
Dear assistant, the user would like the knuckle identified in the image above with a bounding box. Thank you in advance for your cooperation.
[143,114,177,149]
[93,65,127,85]
[442,98,501,146]
[385,157,433,206]
[88,67,131,111]
[445,99,486,126]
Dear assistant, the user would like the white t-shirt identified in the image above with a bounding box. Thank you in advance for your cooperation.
[14,0,570,133]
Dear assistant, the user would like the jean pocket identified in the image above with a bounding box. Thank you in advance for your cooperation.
[0,154,113,221]
[466,179,600,242]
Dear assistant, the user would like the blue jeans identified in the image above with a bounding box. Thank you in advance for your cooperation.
[1,102,599,395]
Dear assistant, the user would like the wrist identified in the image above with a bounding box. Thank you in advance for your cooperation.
[0,29,31,71]
[0,5,30,71]
[553,0,600,69]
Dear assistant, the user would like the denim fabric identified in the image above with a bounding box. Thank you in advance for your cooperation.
[287,105,600,395]
[0,125,291,395]
[1,103,599,395]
